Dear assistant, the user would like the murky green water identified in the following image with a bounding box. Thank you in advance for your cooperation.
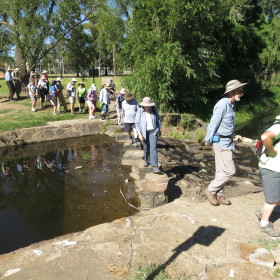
[0,135,139,255]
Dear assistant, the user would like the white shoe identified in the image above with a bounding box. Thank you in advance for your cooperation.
[31,108,36,112]
[89,115,95,119]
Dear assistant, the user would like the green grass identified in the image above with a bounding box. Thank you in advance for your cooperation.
[258,238,280,251]
[274,268,280,278]
[0,107,94,132]
[0,108,14,114]
[130,265,171,280]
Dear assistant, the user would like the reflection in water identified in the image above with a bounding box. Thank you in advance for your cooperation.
[0,135,139,254]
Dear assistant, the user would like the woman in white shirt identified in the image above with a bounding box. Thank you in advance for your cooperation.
[135,97,161,174]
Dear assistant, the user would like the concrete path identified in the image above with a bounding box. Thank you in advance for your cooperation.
[0,191,279,279]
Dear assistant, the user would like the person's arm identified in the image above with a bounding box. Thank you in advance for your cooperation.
[120,106,124,124]
[135,109,144,141]
[261,130,277,157]
[204,102,225,145]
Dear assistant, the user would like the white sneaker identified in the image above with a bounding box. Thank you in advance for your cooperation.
[89,115,95,119]
[31,108,36,112]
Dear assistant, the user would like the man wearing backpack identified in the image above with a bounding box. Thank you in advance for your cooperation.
[204,80,247,206]
[256,116,280,237]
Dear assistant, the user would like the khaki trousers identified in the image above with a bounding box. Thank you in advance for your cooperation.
[208,143,236,195]
[57,92,68,112]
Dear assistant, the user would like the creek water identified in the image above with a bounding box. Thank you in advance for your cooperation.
[0,135,139,255]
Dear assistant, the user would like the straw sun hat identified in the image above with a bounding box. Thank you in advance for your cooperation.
[139,97,155,107]
[223,80,248,95]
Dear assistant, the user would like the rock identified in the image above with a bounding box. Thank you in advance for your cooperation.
[248,247,275,268]
[199,162,206,168]
[271,248,280,264]
[194,153,204,160]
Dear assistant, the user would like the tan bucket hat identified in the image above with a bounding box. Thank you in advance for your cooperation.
[223,80,248,95]
[140,97,155,107]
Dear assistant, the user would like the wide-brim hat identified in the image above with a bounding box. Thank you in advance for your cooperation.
[78,82,85,86]
[14,68,19,71]
[140,97,155,107]
[120,88,126,94]
[90,84,97,90]
[42,70,48,74]
[71,78,77,82]
[7,67,13,71]
[223,80,248,95]
[56,77,62,82]
[104,83,111,89]
[124,93,134,100]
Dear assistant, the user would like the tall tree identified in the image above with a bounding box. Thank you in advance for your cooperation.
[0,0,99,82]
[120,0,265,112]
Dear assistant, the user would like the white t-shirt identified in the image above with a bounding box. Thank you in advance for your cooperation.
[259,123,280,172]
[145,112,154,130]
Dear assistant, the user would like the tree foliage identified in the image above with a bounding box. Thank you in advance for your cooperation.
[120,0,265,112]
[0,0,99,80]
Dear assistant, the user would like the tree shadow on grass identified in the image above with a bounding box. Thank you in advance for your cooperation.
[145,225,225,280]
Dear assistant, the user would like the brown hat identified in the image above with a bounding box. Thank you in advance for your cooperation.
[124,93,134,100]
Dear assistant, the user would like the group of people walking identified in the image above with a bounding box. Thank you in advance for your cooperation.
[115,89,162,174]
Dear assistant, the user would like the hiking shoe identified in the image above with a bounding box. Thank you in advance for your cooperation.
[144,162,150,167]
[205,190,219,206]
[153,167,161,174]
[259,223,280,237]
[255,208,263,220]
[217,195,231,205]
[31,108,36,112]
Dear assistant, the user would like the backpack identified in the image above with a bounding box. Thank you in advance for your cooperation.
[255,121,280,158]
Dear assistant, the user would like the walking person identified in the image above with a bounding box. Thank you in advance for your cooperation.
[135,97,161,174]
[27,78,37,112]
[77,82,86,112]
[49,80,59,115]
[256,115,280,237]
[120,93,139,144]
[5,67,16,101]
[204,80,247,206]
[55,77,67,113]
[37,76,49,109]
[99,84,111,120]
[86,84,98,119]
[116,88,126,126]
[66,78,77,115]
[13,68,21,100]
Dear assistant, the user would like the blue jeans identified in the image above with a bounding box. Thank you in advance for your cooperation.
[142,130,158,167]
[116,106,121,125]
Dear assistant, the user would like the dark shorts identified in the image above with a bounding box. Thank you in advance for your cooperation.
[124,123,135,132]
[260,167,280,203]
[51,95,58,107]
[79,97,85,104]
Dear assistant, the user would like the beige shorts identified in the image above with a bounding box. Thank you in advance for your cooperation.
[69,96,76,104]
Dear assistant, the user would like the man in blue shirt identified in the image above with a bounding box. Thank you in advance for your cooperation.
[204,80,247,206]
[5,67,16,101]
